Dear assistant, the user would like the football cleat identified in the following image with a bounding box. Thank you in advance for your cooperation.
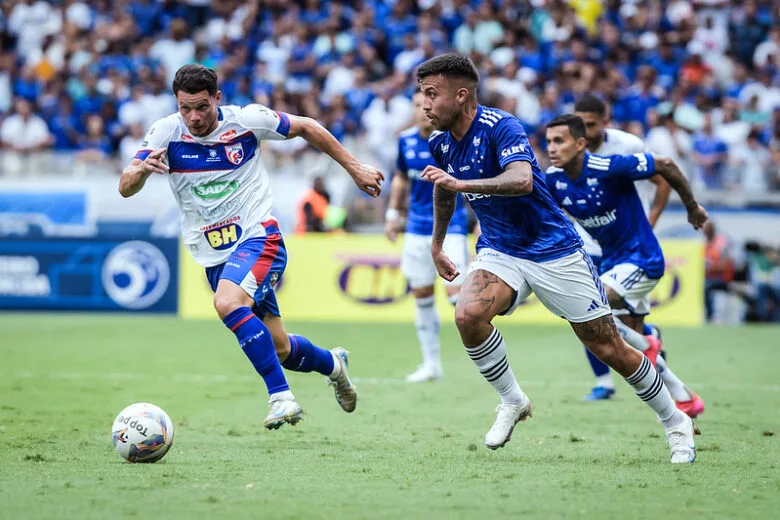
[329,347,357,413]
[484,399,532,450]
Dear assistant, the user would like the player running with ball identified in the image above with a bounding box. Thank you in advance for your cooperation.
[417,53,700,463]
[119,64,383,430]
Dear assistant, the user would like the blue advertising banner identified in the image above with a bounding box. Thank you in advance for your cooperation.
[0,238,178,313]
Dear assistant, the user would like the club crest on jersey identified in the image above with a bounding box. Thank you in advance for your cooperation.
[473,137,481,146]
[556,181,568,190]
[441,143,449,154]
[225,143,244,165]
[219,129,237,142]
[587,178,599,186]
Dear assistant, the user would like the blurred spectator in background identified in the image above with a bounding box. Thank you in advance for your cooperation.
[692,114,729,189]
[733,130,773,193]
[296,176,332,234]
[704,220,736,323]
[744,240,780,322]
[0,97,52,153]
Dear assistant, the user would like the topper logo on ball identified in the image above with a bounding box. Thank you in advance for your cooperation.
[337,254,410,304]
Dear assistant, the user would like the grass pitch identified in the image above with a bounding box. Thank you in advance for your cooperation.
[0,315,778,519]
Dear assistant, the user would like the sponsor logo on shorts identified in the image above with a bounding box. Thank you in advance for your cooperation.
[191,180,240,200]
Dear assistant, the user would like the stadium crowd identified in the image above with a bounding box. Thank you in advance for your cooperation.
[1,0,779,192]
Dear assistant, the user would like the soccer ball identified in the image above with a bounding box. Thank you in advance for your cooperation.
[111,402,175,463]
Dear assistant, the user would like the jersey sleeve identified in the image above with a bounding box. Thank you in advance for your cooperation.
[133,116,176,161]
[237,104,291,141]
[396,138,408,176]
[604,153,657,181]
[428,131,444,168]
[491,117,534,170]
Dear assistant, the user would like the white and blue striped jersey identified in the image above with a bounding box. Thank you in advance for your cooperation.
[135,104,290,267]
[396,127,468,236]
[429,105,581,262]
[545,153,665,279]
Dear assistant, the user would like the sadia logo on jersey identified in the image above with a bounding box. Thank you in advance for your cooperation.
[225,144,244,165]
[191,180,239,200]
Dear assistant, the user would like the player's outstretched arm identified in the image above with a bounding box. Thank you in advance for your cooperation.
[431,185,460,282]
[652,155,708,230]
[421,162,533,196]
[287,115,384,197]
[647,175,672,227]
[118,148,169,198]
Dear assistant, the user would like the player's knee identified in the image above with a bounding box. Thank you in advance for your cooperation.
[454,304,486,333]
[213,292,244,320]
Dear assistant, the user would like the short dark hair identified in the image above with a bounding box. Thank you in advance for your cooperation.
[546,114,587,140]
[574,94,607,116]
[416,53,479,85]
[172,64,218,96]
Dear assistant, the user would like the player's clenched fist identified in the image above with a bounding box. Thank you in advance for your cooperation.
[431,248,460,282]
[141,148,169,175]
[421,165,462,192]
[349,163,384,197]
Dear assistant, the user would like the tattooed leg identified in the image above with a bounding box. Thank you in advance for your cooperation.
[570,314,644,377]
[454,269,515,347]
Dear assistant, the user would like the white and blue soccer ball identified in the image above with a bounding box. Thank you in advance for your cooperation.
[112,403,174,463]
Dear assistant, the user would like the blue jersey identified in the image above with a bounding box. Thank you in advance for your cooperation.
[397,128,468,236]
[429,106,581,261]
[545,153,665,279]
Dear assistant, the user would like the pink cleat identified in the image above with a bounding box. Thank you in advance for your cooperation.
[676,391,705,419]
[643,335,662,367]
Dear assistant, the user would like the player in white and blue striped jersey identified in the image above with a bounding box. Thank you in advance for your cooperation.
[416,53,697,463]
[385,89,470,383]
[545,114,707,423]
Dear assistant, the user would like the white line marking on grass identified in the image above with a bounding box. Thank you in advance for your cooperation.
[6,372,780,392]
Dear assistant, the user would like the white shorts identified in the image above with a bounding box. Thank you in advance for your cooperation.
[401,233,469,289]
[469,248,611,323]
[600,263,659,316]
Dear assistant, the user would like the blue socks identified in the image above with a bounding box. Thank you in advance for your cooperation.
[223,307,289,395]
[283,334,335,376]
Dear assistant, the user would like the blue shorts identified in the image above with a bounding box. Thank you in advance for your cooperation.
[205,224,287,318]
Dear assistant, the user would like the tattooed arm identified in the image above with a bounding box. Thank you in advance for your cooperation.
[430,185,460,282]
[421,162,533,196]
[652,155,708,230]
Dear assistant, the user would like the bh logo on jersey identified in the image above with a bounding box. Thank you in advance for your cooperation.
[225,143,244,165]
[101,241,171,309]
[204,222,243,250]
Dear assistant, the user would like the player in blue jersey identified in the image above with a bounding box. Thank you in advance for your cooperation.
[544,114,707,416]
[119,64,384,430]
[416,54,697,463]
[385,89,470,382]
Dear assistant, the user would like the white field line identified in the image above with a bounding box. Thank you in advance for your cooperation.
[4,371,780,392]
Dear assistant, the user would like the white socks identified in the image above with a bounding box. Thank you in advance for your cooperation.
[625,356,684,429]
[613,318,650,352]
[656,356,693,402]
[415,296,441,369]
[466,327,527,405]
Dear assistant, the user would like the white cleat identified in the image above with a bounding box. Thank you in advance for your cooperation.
[484,399,532,450]
[329,347,357,413]
[666,413,697,464]
[405,364,443,383]
[263,396,303,430]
